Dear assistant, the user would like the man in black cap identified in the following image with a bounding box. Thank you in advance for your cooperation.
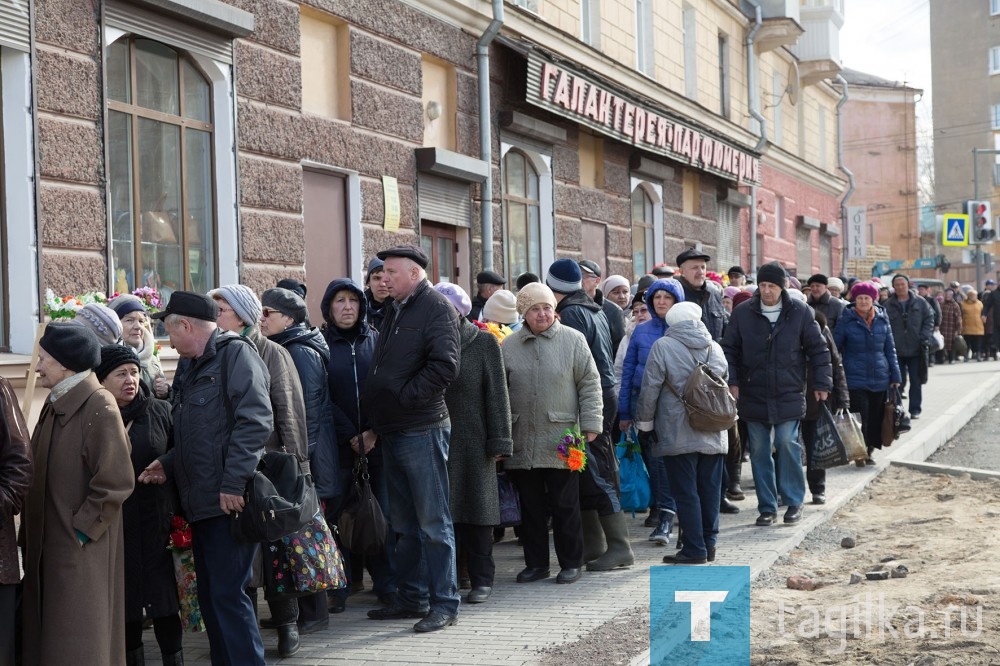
[806,274,844,333]
[579,259,625,358]
[469,270,505,322]
[650,264,674,278]
[362,244,462,633]
[137,291,272,666]
[675,248,726,342]
[364,258,393,332]
[727,266,747,287]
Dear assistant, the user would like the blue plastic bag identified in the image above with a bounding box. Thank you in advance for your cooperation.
[616,430,650,515]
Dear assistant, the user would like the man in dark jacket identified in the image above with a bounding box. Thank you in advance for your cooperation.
[885,275,934,418]
[675,248,726,341]
[141,291,271,666]
[468,270,505,322]
[546,259,633,574]
[917,283,943,366]
[362,245,461,633]
[806,274,845,333]
[721,262,832,528]
[364,258,393,332]
[579,259,626,358]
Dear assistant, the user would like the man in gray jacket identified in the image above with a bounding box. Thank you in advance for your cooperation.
[139,291,273,666]
[885,275,934,418]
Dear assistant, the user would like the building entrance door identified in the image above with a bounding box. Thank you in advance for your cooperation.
[420,221,458,284]
[303,169,348,322]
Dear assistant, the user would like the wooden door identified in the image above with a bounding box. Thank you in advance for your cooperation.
[420,221,458,284]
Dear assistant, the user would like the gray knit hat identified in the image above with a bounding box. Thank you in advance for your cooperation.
[209,284,262,326]
[73,303,123,345]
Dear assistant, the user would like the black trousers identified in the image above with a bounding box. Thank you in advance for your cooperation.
[125,615,183,654]
[0,583,15,666]
[848,389,887,452]
[579,388,621,515]
[799,419,826,495]
[454,523,495,588]
[507,468,583,570]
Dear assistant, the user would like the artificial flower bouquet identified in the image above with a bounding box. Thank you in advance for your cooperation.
[43,289,107,320]
[167,516,205,632]
[556,427,588,472]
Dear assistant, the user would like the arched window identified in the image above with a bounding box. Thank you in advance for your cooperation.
[106,37,216,299]
[631,186,654,282]
[503,149,541,281]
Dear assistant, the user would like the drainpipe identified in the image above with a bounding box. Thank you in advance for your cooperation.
[746,0,767,273]
[477,0,504,271]
[835,74,855,278]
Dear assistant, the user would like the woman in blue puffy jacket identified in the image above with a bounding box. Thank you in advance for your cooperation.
[617,278,684,545]
[833,281,902,466]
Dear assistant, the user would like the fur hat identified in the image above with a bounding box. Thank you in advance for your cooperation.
[73,303,123,345]
[482,289,518,324]
[209,285,262,327]
[516,283,556,315]
[546,259,583,294]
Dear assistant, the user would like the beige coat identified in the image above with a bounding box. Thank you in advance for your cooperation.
[21,373,134,666]
[502,320,603,470]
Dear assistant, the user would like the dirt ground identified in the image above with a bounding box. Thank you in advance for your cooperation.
[750,466,1000,665]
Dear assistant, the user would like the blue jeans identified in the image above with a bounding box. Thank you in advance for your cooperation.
[897,354,922,414]
[381,426,460,616]
[746,420,805,515]
[191,516,264,666]
[647,454,677,513]
[664,453,724,558]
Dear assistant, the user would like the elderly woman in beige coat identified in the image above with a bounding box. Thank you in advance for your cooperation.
[21,323,134,665]
[501,283,603,586]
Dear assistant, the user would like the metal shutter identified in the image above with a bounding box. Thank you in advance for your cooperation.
[105,1,234,64]
[716,202,740,272]
[418,173,471,228]
[0,1,29,52]
[819,234,832,275]
[796,226,813,276]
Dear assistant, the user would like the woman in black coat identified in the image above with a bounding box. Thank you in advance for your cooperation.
[96,345,182,666]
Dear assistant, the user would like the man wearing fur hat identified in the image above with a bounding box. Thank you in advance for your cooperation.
[806,274,845,333]
[721,262,832,528]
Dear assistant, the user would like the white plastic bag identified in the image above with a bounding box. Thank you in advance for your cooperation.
[931,330,945,352]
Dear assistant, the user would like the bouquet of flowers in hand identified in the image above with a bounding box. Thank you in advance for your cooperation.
[167,515,205,632]
[556,427,587,472]
[168,515,193,551]
[43,289,108,320]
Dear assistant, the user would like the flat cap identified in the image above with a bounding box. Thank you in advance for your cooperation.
[727,265,746,277]
[377,244,429,268]
[578,260,601,277]
[476,270,506,286]
[150,291,218,321]
[676,248,711,266]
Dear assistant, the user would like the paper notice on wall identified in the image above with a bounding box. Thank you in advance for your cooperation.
[382,176,401,232]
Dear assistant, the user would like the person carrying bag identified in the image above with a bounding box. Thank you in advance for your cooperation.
[337,454,387,556]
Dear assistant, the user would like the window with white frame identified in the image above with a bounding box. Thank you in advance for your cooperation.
[683,4,697,99]
[581,0,601,48]
[718,33,730,118]
[631,187,654,282]
[992,104,1000,130]
[513,0,539,12]
[503,149,542,281]
[992,0,1000,16]
[990,46,1000,75]
[636,0,654,76]
[106,37,216,295]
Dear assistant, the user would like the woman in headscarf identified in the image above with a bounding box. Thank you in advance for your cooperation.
[109,294,168,398]
[96,345,182,666]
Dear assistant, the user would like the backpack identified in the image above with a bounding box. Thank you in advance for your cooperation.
[665,346,738,432]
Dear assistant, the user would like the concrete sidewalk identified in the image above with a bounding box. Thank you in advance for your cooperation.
[164,361,1000,665]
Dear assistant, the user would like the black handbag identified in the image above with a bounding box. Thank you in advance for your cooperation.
[231,450,319,543]
[337,455,387,556]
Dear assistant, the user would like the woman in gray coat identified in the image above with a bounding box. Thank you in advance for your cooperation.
[502,283,603,585]
[435,283,513,605]
[637,302,728,565]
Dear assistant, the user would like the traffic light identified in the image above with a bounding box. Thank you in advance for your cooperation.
[968,200,995,242]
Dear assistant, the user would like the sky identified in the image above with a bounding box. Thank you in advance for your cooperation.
[840,0,931,95]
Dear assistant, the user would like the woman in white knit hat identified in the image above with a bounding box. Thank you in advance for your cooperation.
[481,289,521,340]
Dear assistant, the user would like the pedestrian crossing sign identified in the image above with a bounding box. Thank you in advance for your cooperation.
[942,213,969,247]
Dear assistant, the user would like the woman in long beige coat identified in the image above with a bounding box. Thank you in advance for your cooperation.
[501,284,602,586]
[21,323,134,666]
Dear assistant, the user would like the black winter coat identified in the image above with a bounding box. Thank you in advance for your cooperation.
[364,279,461,433]
[121,385,178,623]
[270,324,340,501]
[807,291,845,334]
[885,291,934,357]
[721,291,833,424]
[365,288,392,333]
[678,277,726,341]
[595,290,626,360]
[555,289,616,390]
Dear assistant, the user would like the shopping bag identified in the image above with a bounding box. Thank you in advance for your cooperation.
[953,335,969,358]
[338,455,387,556]
[497,472,522,527]
[931,330,945,352]
[616,431,650,515]
[833,410,868,462]
[263,512,348,597]
[810,403,849,470]
[171,549,206,632]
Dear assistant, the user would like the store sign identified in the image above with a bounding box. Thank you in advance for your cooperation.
[526,54,761,185]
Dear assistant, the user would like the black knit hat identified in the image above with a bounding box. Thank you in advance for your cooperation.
[756,262,788,287]
[95,345,140,382]
[807,273,828,286]
[40,322,101,372]
[515,272,540,291]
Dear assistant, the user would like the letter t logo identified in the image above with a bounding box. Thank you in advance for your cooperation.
[675,591,729,641]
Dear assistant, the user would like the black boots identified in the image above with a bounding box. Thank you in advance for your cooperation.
[725,460,745,500]
[161,652,184,666]
[126,647,145,666]
[277,623,301,658]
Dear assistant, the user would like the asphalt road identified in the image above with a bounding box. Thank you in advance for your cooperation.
[928,385,1000,472]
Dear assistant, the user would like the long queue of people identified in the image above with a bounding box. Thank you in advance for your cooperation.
[0,242,949,665]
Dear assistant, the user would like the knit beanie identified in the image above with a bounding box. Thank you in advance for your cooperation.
[40,321,101,372]
[851,281,880,301]
[482,289,518,324]
[516,282,557,315]
[600,275,630,296]
[756,262,787,287]
[108,294,146,319]
[732,290,753,309]
[546,259,583,294]
[807,273,828,286]
[261,288,308,325]
[276,278,307,299]
[74,303,122,345]
[434,282,472,317]
[515,272,540,291]
[210,285,262,327]
[95,344,140,382]
[664,301,702,326]
[365,257,385,284]
[788,275,802,291]
[723,286,741,299]
[827,277,845,292]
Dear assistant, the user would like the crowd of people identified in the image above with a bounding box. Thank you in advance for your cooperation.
[0,242,970,664]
